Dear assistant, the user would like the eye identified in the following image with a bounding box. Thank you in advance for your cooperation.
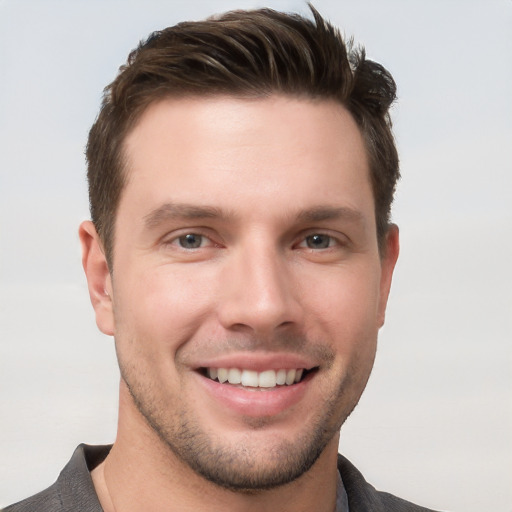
[302,234,334,249]
[161,229,223,254]
[176,233,206,249]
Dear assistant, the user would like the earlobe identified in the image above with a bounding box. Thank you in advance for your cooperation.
[377,224,400,327]
[79,220,115,336]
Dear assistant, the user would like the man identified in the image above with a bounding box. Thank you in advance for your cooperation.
[3,6,440,512]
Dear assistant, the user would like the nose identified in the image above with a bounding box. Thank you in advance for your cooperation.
[217,243,302,335]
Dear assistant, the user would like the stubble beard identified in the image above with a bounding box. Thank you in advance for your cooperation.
[120,357,368,492]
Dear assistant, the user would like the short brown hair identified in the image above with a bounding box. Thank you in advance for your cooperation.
[86,6,399,267]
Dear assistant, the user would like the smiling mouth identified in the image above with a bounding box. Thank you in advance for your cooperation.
[199,367,318,389]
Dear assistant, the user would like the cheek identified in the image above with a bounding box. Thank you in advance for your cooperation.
[112,265,217,356]
[303,265,381,352]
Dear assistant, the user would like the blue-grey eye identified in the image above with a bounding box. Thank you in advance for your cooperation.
[305,234,331,249]
[178,233,203,249]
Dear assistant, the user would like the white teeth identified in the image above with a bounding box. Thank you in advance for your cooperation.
[206,367,306,388]
[227,368,242,384]
[276,369,287,385]
[285,369,296,385]
[258,370,277,388]
[241,370,258,387]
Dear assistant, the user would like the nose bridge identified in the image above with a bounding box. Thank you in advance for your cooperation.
[218,236,300,333]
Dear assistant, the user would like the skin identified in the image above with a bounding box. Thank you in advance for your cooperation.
[80,95,399,512]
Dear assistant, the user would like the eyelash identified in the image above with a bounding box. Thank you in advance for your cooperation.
[297,233,340,250]
[163,231,345,251]
[164,232,217,250]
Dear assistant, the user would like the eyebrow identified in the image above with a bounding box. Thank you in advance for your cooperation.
[144,203,226,229]
[296,206,365,224]
[143,202,365,229]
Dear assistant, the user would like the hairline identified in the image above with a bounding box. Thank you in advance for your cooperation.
[102,91,390,269]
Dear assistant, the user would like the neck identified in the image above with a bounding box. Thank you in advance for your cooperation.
[92,385,341,512]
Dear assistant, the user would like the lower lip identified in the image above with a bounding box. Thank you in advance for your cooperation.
[196,373,310,417]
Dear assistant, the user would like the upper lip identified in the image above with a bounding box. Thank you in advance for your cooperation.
[193,352,319,372]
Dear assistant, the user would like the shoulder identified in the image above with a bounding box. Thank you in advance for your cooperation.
[2,482,62,512]
[337,454,443,512]
[2,444,110,512]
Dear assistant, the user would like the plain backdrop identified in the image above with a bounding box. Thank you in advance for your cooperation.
[1,1,511,510]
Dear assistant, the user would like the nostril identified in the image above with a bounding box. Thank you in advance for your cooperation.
[277,320,295,329]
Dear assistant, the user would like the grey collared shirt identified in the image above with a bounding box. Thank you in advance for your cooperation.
[336,472,350,512]
[3,445,439,512]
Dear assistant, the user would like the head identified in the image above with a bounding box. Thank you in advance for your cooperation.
[86,5,399,269]
[80,5,400,495]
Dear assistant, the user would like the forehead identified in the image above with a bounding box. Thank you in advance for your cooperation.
[120,95,373,224]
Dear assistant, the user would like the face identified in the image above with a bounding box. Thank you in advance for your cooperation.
[82,95,398,490]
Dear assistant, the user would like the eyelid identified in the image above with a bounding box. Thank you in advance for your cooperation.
[294,229,349,249]
[161,228,223,249]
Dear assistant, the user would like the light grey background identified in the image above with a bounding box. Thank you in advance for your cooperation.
[1,1,511,510]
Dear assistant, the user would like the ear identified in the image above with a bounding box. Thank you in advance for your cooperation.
[79,220,115,336]
[377,224,400,327]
